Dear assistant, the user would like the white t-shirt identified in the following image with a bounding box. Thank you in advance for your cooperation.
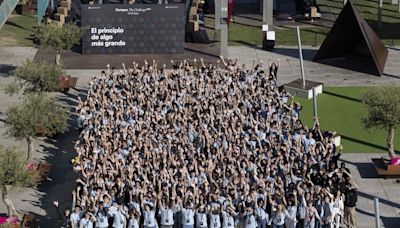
[112,210,126,228]
[222,212,235,228]
[95,208,109,228]
[255,207,268,221]
[210,213,221,228]
[195,212,207,228]
[181,208,195,225]
[159,208,174,226]
[70,212,82,228]
[79,218,94,228]
[272,211,286,226]
[244,214,256,228]
[128,218,139,228]
[143,210,157,227]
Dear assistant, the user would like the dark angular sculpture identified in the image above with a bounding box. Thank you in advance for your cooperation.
[314,0,388,76]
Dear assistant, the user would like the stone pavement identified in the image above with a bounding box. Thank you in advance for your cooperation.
[1,46,400,227]
[340,153,400,228]
[228,45,400,86]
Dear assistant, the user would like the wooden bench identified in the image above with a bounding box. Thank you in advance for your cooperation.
[58,75,78,93]
[27,163,52,183]
[372,157,400,178]
[37,163,52,182]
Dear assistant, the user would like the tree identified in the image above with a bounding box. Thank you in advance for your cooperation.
[4,93,68,162]
[0,145,37,216]
[5,60,62,95]
[35,22,81,66]
[362,86,400,158]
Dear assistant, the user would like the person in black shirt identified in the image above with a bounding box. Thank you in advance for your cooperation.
[53,201,71,228]
[268,58,280,80]
[344,177,358,228]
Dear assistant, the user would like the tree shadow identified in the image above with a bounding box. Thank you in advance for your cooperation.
[27,88,85,227]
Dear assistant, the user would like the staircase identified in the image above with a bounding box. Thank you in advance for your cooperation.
[0,0,19,30]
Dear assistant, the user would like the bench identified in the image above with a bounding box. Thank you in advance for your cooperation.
[372,157,400,178]
[37,163,52,182]
[27,163,52,183]
[58,75,78,93]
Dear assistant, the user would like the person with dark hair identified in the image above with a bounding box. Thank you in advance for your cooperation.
[268,58,280,79]
[70,58,352,228]
[158,198,175,228]
[94,202,109,228]
[304,200,321,228]
[70,206,83,228]
[79,211,96,228]
[344,176,358,228]
[54,200,72,228]
[143,203,157,228]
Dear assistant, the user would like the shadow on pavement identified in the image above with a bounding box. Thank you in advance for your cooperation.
[339,158,379,179]
[22,87,88,226]
[0,64,16,77]
[356,207,399,227]
[271,47,317,61]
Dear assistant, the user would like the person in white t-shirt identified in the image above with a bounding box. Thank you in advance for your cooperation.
[95,202,109,228]
[70,206,83,228]
[255,199,268,228]
[209,206,221,228]
[270,204,292,228]
[109,205,128,228]
[285,193,298,228]
[195,205,208,228]
[244,207,257,228]
[331,190,344,228]
[181,202,195,228]
[222,205,236,228]
[79,211,96,228]
[127,208,140,228]
[159,200,175,228]
[143,204,158,228]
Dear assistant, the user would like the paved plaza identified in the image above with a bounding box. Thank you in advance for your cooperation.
[0,46,400,227]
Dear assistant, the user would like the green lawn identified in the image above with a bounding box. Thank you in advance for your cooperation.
[296,87,400,153]
[0,14,37,47]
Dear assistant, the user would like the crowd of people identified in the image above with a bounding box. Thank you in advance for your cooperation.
[58,57,359,228]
